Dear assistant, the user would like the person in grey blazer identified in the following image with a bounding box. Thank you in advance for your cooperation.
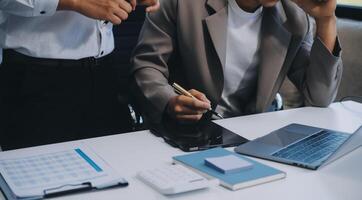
[131,0,342,124]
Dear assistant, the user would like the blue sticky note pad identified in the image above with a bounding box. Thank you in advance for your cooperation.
[205,155,254,174]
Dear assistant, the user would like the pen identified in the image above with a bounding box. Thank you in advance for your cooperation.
[172,83,224,119]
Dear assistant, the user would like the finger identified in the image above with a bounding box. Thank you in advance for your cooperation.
[289,0,301,4]
[113,7,129,21]
[108,14,122,25]
[145,1,160,12]
[177,95,210,111]
[289,0,303,6]
[173,104,206,115]
[118,0,133,13]
[189,89,211,104]
[129,0,137,10]
[175,114,203,122]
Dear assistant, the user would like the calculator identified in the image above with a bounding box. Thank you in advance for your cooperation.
[137,164,219,195]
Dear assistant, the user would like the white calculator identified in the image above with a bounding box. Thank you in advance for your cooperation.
[137,164,219,195]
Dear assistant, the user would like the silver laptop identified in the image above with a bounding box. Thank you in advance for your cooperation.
[235,123,362,170]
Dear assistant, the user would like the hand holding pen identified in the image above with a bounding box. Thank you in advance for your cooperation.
[167,83,223,122]
[59,0,160,26]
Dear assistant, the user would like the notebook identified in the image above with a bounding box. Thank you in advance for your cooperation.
[173,148,286,190]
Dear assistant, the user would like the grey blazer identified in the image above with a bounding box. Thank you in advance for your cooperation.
[131,0,343,123]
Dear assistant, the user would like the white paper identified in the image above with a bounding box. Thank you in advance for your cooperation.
[0,143,123,198]
[205,155,253,173]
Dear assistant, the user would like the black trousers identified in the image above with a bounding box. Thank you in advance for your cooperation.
[0,50,133,150]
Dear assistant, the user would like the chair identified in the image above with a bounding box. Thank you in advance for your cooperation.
[336,18,362,100]
[279,17,362,108]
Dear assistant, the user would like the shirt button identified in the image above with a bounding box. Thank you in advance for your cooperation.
[101,51,104,55]
[40,11,46,14]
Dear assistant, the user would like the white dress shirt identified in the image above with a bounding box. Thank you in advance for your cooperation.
[216,0,263,118]
[0,0,114,60]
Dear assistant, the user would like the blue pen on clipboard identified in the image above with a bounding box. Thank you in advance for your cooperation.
[75,149,103,172]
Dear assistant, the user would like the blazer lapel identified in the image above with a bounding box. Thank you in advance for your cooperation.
[256,6,292,112]
[205,0,228,69]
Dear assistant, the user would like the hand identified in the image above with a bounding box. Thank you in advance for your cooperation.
[137,0,160,12]
[167,89,211,122]
[58,0,133,25]
[291,0,336,19]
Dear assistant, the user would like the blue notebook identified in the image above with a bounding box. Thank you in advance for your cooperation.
[173,148,286,190]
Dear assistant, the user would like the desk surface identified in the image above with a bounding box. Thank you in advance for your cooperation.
[1,101,362,200]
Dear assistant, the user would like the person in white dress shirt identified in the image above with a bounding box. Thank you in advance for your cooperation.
[0,0,159,150]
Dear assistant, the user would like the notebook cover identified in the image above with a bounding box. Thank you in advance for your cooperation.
[173,148,286,190]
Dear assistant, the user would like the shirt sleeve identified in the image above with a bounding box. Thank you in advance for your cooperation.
[0,0,59,17]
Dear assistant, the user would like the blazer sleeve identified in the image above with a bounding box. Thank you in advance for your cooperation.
[130,0,178,123]
[287,16,343,107]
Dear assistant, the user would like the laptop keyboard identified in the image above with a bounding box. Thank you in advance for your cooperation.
[272,130,348,164]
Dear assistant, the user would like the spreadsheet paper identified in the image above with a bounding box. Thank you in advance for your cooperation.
[0,143,122,198]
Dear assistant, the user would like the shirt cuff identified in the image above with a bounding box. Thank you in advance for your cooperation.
[34,0,59,16]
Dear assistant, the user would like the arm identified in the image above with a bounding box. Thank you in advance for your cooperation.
[292,0,338,53]
[0,0,159,25]
[0,0,132,24]
[131,0,210,123]
[59,0,160,24]
[288,0,342,106]
[288,16,342,107]
[130,0,178,123]
[58,0,132,24]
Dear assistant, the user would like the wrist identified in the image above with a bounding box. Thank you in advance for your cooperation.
[315,15,337,54]
[315,15,337,27]
[315,14,337,36]
[58,0,77,10]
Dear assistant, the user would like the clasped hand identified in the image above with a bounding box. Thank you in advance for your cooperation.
[59,0,160,25]
[291,0,337,53]
[290,0,336,20]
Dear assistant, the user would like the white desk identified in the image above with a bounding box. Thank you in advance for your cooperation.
[1,101,362,200]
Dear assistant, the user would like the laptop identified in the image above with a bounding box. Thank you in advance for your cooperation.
[235,123,362,170]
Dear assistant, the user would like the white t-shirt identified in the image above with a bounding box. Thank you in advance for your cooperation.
[216,0,263,118]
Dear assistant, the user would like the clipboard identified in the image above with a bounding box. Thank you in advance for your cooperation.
[0,174,128,200]
[0,175,128,200]
[0,143,128,200]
